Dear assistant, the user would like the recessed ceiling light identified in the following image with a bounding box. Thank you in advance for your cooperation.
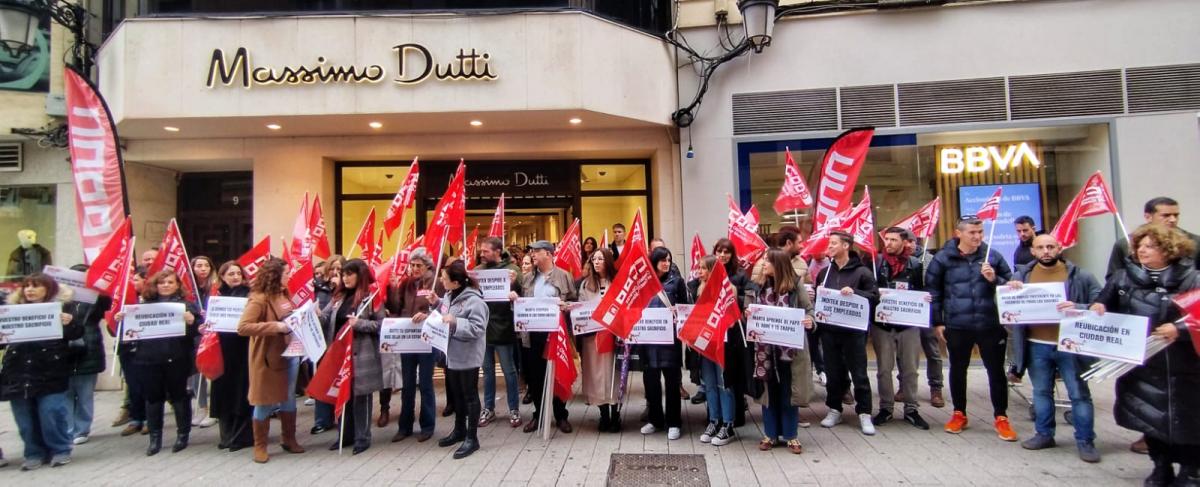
[266,124,282,130]
[569,118,582,125]
[368,121,383,129]
[163,126,180,132]
[469,120,483,127]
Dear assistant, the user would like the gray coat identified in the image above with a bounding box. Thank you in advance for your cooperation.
[442,287,489,370]
[321,297,385,396]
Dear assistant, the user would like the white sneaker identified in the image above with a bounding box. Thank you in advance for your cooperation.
[667,427,681,440]
[198,417,217,428]
[820,410,842,428]
[304,398,315,406]
[72,435,89,445]
[817,372,828,386]
[798,419,811,428]
[640,423,657,435]
[859,414,876,436]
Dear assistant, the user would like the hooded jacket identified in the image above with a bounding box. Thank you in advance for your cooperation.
[926,238,1012,330]
[813,252,879,333]
[0,288,86,400]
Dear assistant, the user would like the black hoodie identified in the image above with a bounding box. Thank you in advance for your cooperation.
[814,252,879,333]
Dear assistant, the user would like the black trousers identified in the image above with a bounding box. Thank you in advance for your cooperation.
[822,330,872,415]
[946,326,1009,417]
[808,327,826,374]
[446,368,481,439]
[644,367,683,429]
[523,333,568,421]
[135,361,192,435]
[119,352,146,422]
[1146,435,1200,466]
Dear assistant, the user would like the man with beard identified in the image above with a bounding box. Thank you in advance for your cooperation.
[1012,216,1039,268]
[871,228,930,430]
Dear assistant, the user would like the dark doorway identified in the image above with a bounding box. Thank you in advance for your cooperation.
[177,172,253,264]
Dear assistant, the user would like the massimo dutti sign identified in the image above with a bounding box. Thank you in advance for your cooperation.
[205,44,497,88]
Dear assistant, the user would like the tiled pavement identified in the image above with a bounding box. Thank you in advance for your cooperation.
[0,368,1148,486]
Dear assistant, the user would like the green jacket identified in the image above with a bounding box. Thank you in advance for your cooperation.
[478,258,521,345]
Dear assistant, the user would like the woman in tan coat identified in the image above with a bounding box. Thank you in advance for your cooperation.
[237,258,305,463]
[574,248,620,432]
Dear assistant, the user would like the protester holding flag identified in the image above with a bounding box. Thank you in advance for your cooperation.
[511,240,577,434]
[638,247,690,441]
[1106,197,1200,280]
[752,250,814,454]
[414,261,490,459]
[310,255,343,435]
[208,261,254,452]
[712,238,754,427]
[236,258,306,463]
[476,238,524,429]
[815,232,879,436]
[1091,224,1200,485]
[576,248,619,432]
[383,248,440,442]
[687,256,735,445]
[319,259,385,454]
[189,256,220,429]
[1,274,84,470]
[871,228,931,430]
[114,270,202,456]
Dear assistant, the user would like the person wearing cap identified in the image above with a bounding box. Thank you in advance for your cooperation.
[509,240,578,434]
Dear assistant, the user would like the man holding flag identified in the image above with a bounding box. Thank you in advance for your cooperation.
[1105,197,1200,280]
[510,240,577,434]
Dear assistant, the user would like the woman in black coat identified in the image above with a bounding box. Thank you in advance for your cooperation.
[637,247,690,440]
[1091,224,1200,486]
[208,261,254,451]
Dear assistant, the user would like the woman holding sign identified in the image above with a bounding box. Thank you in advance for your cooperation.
[638,247,691,441]
[0,273,84,470]
[576,248,620,432]
[751,250,814,454]
[1091,224,1200,485]
[320,259,385,455]
[209,261,253,452]
[383,248,439,442]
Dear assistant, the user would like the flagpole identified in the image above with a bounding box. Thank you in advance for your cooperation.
[1113,210,1132,248]
[338,406,346,455]
[984,218,998,257]
[111,236,136,376]
[430,233,448,293]
[541,359,554,441]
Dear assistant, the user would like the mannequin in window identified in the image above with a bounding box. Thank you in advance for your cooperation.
[7,229,52,279]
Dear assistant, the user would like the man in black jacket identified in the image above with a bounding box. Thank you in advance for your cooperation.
[1106,197,1200,279]
[927,217,1016,441]
[872,228,929,430]
[815,231,880,436]
[1012,215,1039,268]
[475,237,523,429]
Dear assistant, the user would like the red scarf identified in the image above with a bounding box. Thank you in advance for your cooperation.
[882,249,913,278]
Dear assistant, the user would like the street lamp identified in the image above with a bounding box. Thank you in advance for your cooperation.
[738,0,778,53]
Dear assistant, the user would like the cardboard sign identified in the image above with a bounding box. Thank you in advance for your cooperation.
[380,318,432,354]
[473,269,511,302]
[626,307,674,345]
[514,297,561,332]
[206,296,247,333]
[875,289,931,328]
[285,301,326,363]
[997,282,1067,324]
[813,287,870,331]
[122,302,186,341]
[569,300,604,336]
[745,304,807,349]
[0,302,63,345]
[43,265,99,304]
[1058,311,1150,365]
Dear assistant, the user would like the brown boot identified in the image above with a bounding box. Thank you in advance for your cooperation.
[252,420,270,463]
[930,388,945,408]
[279,411,306,454]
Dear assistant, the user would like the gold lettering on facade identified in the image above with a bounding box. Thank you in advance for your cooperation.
[205,44,497,88]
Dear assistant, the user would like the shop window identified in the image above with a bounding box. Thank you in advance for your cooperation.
[0,185,56,281]
[580,164,646,191]
[341,166,411,194]
[581,195,647,245]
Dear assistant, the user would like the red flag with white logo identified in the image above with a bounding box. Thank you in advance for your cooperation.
[773,148,814,215]
[287,258,316,309]
[727,195,768,270]
[590,244,663,339]
[976,187,1003,221]
[85,218,133,295]
[383,158,420,239]
[99,235,137,336]
[309,194,331,260]
[884,197,941,240]
[371,256,394,309]
[65,68,128,264]
[289,193,312,264]
[369,229,385,269]
[353,207,377,262]
[689,232,706,280]
[237,236,272,282]
[306,326,354,418]
[489,193,505,239]
[423,161,467,260]
[800,207,851,260]
[1171,289,1200,357]
[544,316,577,402]
[843,189,877,257]
[811,128,874,234]
[1051,172,1120,249]
[147,218,203,310]
[678,262,741,368]
[554,218,583,279]
[462,226,480,271]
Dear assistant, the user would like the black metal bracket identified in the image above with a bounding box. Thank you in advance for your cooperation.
[8,1,97,149]
[11,122,69,149]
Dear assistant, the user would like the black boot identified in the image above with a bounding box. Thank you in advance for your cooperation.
[609,408,622,433]
[1146,455,1176,487]
[454,427,479,459]
[1175,465,1199,487]
[171,399,192,453]
[598,405,611,432]
[173,433,190,453]
[145,400,165,456]
[438,428,465,447]
[147,431,163,456]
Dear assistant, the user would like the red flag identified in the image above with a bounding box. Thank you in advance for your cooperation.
[689,233,706,280]
[147,218,203,309]
[287,258,316,309]
[309,195,331,260]
[489,194,505,239]
[353,207,377,262]
[281,238,292,266]
[544,316,577,402]
[884,197,942,240]
[600,229,609,250]
[554,219,584,279]
[383,158,420,238]
[774,148,814,215]
[812,128,874,234]
[237,236,272,281]
[1172,289,1200,356]
[976,187,1003,221]
[371,256,394,309]
[462,227,480,271]
[369,229,385,268]
[627,209,647,252]
[590,244,662,339]
[727,195,768,270]
[392,235,424,278]
[1050,172,1120,249]
[401,222,416,249]
[100,235,137,336]
[843,189,877,257]
[65,68,128,264]
[85,218,133,295]
[306,326,354,418]
[800,207,851,259]
[423,161,467,259]
[678,262,741,367]
[289,193,312,264]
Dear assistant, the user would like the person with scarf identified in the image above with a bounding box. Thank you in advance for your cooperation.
[751,250,814,454]
[575,248,620,432]
[872,227,931,430]
[208,261,253,452]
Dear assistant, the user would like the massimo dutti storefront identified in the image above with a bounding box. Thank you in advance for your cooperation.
[96,11,680,262]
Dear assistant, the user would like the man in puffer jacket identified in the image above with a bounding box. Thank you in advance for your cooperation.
[926,217,1015,441]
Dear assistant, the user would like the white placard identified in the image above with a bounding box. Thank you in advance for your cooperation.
[122,302,186,341]
[420,310,450,353]
[380,318,432,354]
[813,287,870,331]
[875,289,931,328]
[745,304,807,349]
[206,296,247,333]
[514,297,561,332]
[0,302,63,345]
[997,282,1067,325]
[42,265,98,304]
[627,308,675,345]
[569,300,604,335]
[285,301,326,363]
[473,269,511,302]
[674,304,695,334]
[1057,311,1150,365]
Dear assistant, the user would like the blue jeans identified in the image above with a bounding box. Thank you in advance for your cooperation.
[252,357,300,421]
[65,374,98,438]
[10,392,73,461]
[1028,343,1095,442]
[762,404,799,441]
[483,344,519,412]
[700,358,734,424]
[398,352,436,435]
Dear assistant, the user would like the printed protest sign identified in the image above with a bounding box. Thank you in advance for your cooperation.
[43,265,99,304]
[206,296,247,333]
[745,304,807,349]
[380,318,431,354]
[813,287,870,331]
[569,300,604,335]
[875,289,931,327]
[473,269,511,302]
[420,310,450,353]
[122,302,186,341]
[286,301,326,363]
[514,297,561,332]
[674,304,695,334]
[1058,311,1149,364]
[0,302,63,345]
[626,308,674,345]
[997,282,1067,324]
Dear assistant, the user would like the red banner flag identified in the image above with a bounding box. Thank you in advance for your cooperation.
[309,194,331,260]
[600,229,609,250]
[383,158,420,238]
[884,197,941,240]
[554,218,583,279]
[812,128,874,234]
[545,316,577,402]
[371,256,394,309]
[101,235,137,336]
[289,193,312,264]
[1051,172,1120,249]
[85,218,133,295]
[1171,289,1200,356]
[369,229,385,268]
[489,193,505,239]
[843,188,877,257]
[627,209,647,252]
[773,148,814,215]
[306,326,354,418]
[393,235,424,278]
[401,222,416,249]
[462,226,480,271]
[590,244,663,339]
[237,236,272,282]
[689,232,706,280]
[353,207,377,262]
[287,258,316,309]
[65,68,128,264]
[976,187,1003,221]
[147,218,203,309]
[423,161,467,260]
[281,238,292,266]
[727,195,768,270]
[800,207,851,259]
[678,262,741,367]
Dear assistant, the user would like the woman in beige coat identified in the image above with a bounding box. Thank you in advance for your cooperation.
[574,248,620,432]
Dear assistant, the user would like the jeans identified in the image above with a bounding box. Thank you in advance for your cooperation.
[398,352,436,435]
[822,331,872,415]
[643,367,682,429]
[700,358,734,424]
[946,327,1008,417]
[483,344,519,412]
[10,392,73,461]
[1027,343,1094,442]
[762,357,798,440]
[314,400,334,428]
[808,328,825,374]
[66,373,98,438]
[252,356,300,421]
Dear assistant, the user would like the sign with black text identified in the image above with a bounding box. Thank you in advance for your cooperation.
[122,302,186,341]
[420,310,450,353]
[380,318,431,354]
[745,304,807,349]
[1058,311,1149,364]
[514,297,560,332]
[626,308,674,345]
[0,302,63,345]
[473,269,512,302]
[997,282,1067,325]
[569,300,604,335]
[206,296,248,333]
[813,287,870,331]
[286,301,326,363]
[875,289,931,327]
[43,265,99,304]
[674,304,695,334]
